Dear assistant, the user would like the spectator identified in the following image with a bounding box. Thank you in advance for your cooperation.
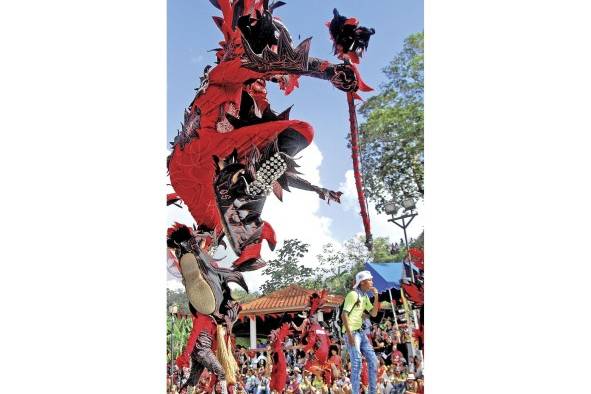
[382,368,394,394]
[391,347,406,369]
[248,353,258,370]
[412,356,423,379]
[299,370,313,392]
[256,352,267,368]
[293,367,302,384]
[311,370,328,393]
[404,374,418,394]
[256,372,270,394]
[245,369,259,394]
[391,368,406,394]
[341,271,381,394]
[288,373,302,394]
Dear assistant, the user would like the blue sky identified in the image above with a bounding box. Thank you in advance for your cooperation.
[167,0,424,289]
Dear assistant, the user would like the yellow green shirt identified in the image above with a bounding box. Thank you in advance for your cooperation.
[312,378,325,390]
[342,290,373,332]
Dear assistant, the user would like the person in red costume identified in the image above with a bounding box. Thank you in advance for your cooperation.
[166,2,375,393]
[167,0,372,276]
[361,359,369,389]
[328,345,343,380]
[167,223,245,394]
[295,291,334,387]
[269,323,292,393]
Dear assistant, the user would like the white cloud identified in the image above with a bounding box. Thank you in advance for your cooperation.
[167,279,184,291]
[338,170,424,245]
[166,142,342,292]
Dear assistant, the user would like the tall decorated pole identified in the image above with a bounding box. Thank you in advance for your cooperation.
[327,8,376,250]
[347,90,373,250]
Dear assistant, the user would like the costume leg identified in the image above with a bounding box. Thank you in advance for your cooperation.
[277,127,311,156]
[194,331,226,380]
[180,355,204,391]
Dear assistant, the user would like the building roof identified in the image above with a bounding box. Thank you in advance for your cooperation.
[239,284,344,316]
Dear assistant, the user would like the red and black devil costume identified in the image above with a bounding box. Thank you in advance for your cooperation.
[167,0,373,272]
[299,291,333,384]
[166,1,375,393]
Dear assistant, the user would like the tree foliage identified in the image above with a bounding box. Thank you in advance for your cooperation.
[372,236,399,262]
[260,239,315,295]
[167,288,190,315]
[316,237,368,295]
[358,32,424,212]
[231,288,261,303]
[167,315,192,362]
[314,236,403,295]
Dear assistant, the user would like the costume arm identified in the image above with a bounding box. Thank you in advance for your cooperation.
[243,56,359,92]
[239,28,359,92]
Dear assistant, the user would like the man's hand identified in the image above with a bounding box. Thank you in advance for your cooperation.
[369,286,380,317]
[370,287,379,298]
[347,331,355,346]
[330,63,358,92]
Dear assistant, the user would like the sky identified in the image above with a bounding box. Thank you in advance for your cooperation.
[167,0,424,291]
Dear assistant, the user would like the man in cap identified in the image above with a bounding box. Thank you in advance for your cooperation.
[341,270,381,394]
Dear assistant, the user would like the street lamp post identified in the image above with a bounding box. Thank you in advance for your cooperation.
[385,198,421,361]
[168,304,178,384]
[385,198,418,282]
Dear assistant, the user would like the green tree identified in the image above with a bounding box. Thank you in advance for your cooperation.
[412,231,424,249]
[167,288,190,314]
[260,239,314,295]
[372,236,399,262]
[231,288,261,303]
[358,32,424,212]
[315,235,410,295]
[315,236,370,295]
[167,314,192,362]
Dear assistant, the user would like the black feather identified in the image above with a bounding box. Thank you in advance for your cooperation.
[209,0,221,10]
[232,0,244,30]
[276,105,292,120]
[270,1,286,12]
[328,8,375,57]
[212,16,224,31]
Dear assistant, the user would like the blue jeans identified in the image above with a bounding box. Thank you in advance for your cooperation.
[393,383,406,394]
[345,331,379,394]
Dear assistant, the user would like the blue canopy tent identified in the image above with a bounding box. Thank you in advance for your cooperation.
[365,260,406,329]
[365,261,405,293]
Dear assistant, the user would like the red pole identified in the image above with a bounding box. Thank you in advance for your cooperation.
[347,92,373,250]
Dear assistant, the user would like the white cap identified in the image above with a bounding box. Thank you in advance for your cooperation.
[353,270,373,288]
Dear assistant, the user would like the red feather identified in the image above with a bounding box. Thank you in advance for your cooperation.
[167,222,190,237]
[308,289,329,315]
[270,323,292,392]
[232,242,262,267]
[408,248,424,270]
[260,221,277,250]
[344,17,359,26]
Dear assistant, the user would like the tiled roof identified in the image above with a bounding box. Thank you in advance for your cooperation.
[239,284,344,316]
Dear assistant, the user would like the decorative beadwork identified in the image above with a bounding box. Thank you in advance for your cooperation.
[249,153,287,195]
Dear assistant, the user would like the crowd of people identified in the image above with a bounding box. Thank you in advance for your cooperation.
[167,316,423,394]
[167,271,424,394]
